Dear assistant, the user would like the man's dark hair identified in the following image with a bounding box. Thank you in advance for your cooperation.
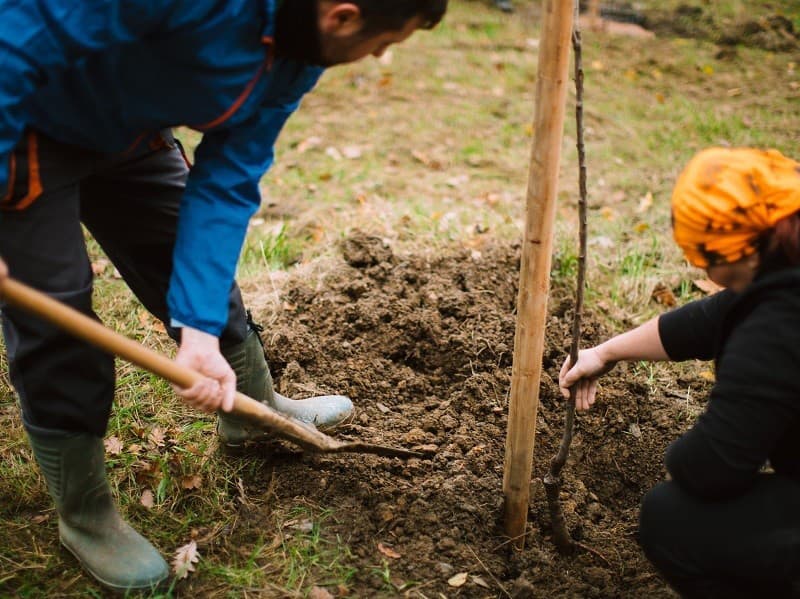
[354,0,448,32]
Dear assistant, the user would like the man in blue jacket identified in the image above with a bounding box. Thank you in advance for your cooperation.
[0,0,447,591]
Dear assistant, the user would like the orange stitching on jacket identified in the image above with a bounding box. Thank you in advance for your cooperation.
[13,131,43,210]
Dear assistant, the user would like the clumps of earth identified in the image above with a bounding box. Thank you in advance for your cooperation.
[225,232,711,597]
[601,2,799,52]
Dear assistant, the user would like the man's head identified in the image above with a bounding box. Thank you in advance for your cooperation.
[275,0,447,66]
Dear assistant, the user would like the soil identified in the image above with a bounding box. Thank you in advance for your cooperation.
[589,2,800,53]
[217,232,712,598]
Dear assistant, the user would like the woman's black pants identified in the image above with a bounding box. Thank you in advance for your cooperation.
[639,475,800,598]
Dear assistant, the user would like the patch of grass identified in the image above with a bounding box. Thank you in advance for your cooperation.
[278,505,356,594]
[240,222,302,274]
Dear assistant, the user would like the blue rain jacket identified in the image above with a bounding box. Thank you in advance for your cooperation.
[0,0,324,335]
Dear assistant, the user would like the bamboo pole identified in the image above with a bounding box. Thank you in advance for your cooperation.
[503,0,575,549]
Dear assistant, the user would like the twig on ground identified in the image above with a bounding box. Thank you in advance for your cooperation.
[466,544,513,598]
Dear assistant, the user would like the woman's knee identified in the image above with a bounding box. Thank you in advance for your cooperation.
[639,481,686,564]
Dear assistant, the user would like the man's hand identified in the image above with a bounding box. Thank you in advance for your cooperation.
[558,346,617,411]
[173,327,235,413]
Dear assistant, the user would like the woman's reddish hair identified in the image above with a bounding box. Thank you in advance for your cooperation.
[764,211,800,267]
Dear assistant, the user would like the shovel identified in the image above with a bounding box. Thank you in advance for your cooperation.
[0,276,422,460]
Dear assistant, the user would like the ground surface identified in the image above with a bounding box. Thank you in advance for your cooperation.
[0,0,797,597]
[199,231,709,598]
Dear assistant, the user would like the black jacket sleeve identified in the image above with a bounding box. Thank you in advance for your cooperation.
[664,288,800,500]
[658,290,737,361]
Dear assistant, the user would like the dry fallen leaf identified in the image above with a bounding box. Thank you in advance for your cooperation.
[472,575,490,589]
[172,540,200,579]
[377,50,393,66]
[448,572,469,587]
[296,136,322,154]
[341,145,363,159]
[636,191,653,213]
[600,206,616,221]
[651,283,677,307]
[181,474,202,490]
[699,370,716,382]
[377,543,401,559]
[325,146,343,161]
[104,436,123,455]
[309,587,334,599]
[91,259,110,276]
[693,278,723,295]
[140,489,154,508]
[148,427,166,448]
[31,514,49,524]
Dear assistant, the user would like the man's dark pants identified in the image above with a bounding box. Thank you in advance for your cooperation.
[0,130,248,437]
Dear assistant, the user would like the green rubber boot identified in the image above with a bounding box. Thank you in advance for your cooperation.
[218,326,353,447]
[27,427,169,592]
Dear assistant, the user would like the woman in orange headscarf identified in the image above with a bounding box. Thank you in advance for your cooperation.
[559,147,800,597]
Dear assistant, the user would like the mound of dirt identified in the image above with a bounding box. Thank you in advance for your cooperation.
[234,232,710,597]
[643,5,799,52]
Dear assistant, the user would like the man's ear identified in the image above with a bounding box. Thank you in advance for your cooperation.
[318,1,364,37]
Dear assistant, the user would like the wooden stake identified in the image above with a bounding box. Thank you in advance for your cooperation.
[503,0,575,549]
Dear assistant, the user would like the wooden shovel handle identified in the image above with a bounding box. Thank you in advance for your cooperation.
[1,278,204,388]
[0,276,427,458]
[0,277,329,443]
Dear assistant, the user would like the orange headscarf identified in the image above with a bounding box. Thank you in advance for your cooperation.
[671,147,800,268]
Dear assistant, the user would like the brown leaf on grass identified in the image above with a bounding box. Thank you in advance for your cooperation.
[31,514,49,524]
[181,475,202,490]
[104,436,123,455]
[410,150,443,170]
[296,136,322,154]
[693,278,723,295]
[309,587,334,599]
[472,575,491,589]
[341,145,363,159]
[377,50,393,66]
[699,370,716,382]
[172,540,199,579]
[91,259,110,276]
[448,572,469,587]
[377,543,401,559]
[651,283,677,307]
[600,206,616,221]
[138,310,167,335]
[148,427,166,448]
[140,489,154,508]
